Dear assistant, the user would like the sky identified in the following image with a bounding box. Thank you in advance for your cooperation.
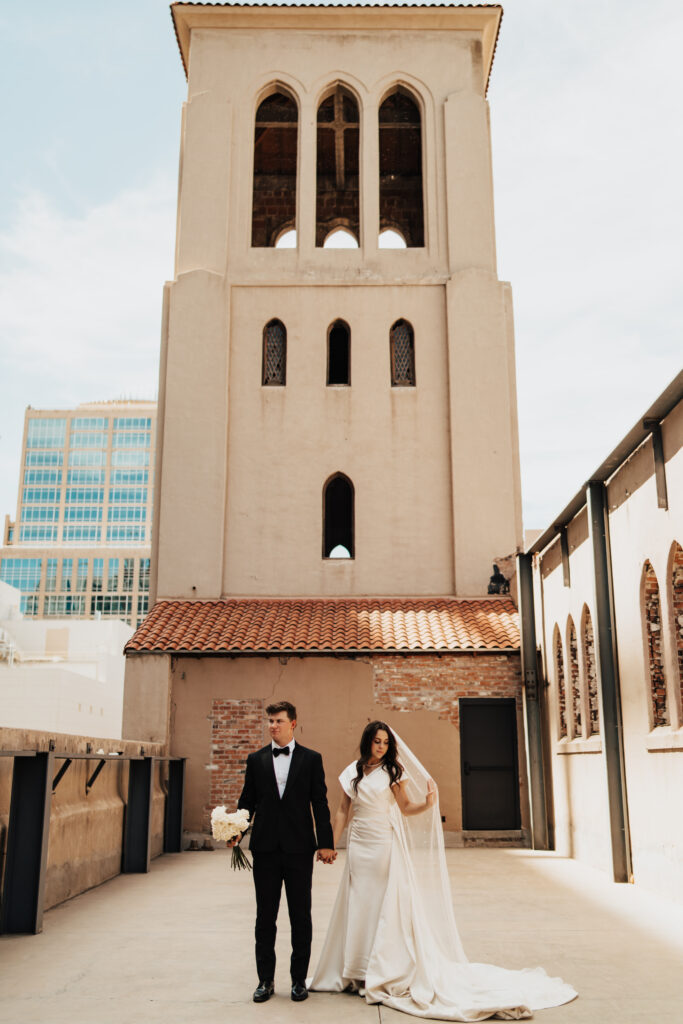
[0,0,681,531]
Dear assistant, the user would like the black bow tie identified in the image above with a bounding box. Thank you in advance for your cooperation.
[273,747,290,757]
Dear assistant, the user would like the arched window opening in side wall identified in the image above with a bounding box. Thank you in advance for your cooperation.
[327,320,350,386]
[262,319,287,386]
[252,90,298,247]
[316,86,360,247]
[670,541,683,712]
[390,319,415,386]
[567,617,581,738]
[378,88,424,247]
[275,228,297,249]
[643,559,669,727]
[582,606,600,736]
[554,626,567,738]
[323,227,359,249]
[379,227,407,249]
[323,473,354,558]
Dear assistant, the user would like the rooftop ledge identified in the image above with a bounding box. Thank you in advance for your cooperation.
[170,3,503,90]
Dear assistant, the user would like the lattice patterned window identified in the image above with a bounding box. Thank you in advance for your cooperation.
[582,606,600,736]
[390,319,415,386]
[262,320,287,386]
[643,559,669,727]
[567,617,581,738]
[671,541,683,713]
[554,626,567,738]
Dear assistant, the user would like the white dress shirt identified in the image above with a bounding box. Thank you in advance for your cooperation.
[272,738,295,797]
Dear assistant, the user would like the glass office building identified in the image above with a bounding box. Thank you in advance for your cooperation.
[1,402,156,626]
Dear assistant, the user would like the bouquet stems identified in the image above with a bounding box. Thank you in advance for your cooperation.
[231,839,252,871]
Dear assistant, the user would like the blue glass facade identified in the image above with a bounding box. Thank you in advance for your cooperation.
[3,406,155,624]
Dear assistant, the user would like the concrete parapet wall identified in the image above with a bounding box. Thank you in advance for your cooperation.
[0,728,165,913]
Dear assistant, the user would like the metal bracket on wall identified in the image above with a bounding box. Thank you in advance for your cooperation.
[86,759,107,793]
[51,758,72,791]
[643,418,669,510]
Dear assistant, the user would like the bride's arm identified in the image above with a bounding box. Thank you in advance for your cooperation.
[391,778,437,816]
[332,790,352,847]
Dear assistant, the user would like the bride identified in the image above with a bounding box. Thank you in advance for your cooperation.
[309,721,577,1021]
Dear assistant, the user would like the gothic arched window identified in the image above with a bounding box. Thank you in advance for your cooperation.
[378,88,424,247]
[323,473,354,558]
[554,626,567,739]
[567,616,581,738]
[581,605,600,736]
[327,320,350,386]
[390,319,415,386]
[643,559,669,727]
[262,320,287,386]
[669,540,683,713]
[252,90,298,247]
[316,85,360,247]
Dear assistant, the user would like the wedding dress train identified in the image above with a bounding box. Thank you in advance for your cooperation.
[310,753,577,1022]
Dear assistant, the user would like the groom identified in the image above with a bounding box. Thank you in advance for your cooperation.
[237,700,336,1004]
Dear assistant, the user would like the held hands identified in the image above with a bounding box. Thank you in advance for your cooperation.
[425,779,437,809]
[316,848,337,864]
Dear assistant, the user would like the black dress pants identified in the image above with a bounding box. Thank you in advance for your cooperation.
[252,849,314,983]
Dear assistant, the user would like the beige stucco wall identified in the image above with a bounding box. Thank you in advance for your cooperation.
[537,400,683,900]
[165,652,530,842]
[153,10,523,601]
[169,655,463,833]
[0,728,165,914]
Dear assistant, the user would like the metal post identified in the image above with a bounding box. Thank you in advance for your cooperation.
[163,758,185,853]
[122,757,154,873]
[516,553,549,850]
[1,751,53,934]
[587,482,632,883]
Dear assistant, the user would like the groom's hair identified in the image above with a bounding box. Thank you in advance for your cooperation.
[266,700,297,721]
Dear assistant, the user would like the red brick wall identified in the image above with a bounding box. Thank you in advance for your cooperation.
[371,652,522,726]
[207,698,264,828]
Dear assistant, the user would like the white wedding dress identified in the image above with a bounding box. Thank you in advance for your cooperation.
[310,748,577,1021]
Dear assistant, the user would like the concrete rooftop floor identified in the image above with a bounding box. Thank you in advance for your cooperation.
[1,847,682,1024]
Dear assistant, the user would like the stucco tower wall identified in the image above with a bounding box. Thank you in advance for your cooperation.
[152,12,522,601]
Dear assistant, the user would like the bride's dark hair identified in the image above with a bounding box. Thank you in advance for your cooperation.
[352,721,403,793]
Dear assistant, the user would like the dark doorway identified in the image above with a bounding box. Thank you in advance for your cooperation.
[460,699,520,830]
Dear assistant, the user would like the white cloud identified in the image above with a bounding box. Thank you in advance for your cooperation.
[0,178,177,516]
[492,0,683,527]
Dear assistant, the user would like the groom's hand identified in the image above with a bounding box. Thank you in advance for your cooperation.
[316,848,337,864]
[226,833,242,848]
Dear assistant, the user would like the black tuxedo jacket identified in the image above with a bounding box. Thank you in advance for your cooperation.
[238,743,334,854]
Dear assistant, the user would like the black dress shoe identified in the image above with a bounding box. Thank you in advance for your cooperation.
[253,980,274,1003]
[291,980,308,1001]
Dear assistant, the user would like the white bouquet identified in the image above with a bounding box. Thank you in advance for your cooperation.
[211,806,252,871]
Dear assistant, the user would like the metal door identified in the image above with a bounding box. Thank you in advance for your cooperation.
[460,699,520,830]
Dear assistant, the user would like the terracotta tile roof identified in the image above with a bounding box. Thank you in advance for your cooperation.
[125,597,519,655]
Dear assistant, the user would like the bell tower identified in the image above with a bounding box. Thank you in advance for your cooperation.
[152,2,521,602]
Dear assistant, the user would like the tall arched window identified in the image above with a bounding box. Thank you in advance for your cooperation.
[581,605,600,736]
[670,541,683,712]
[327,320,350,386]
[323,473,354,558]
[554,626,567,739]
[378,88,424,247]
[390,319,415,386]
[252,90,298,247]
[316,85,360,247]
[643,559,668,727]
[262,320,286,386]
[567,617,581,738]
